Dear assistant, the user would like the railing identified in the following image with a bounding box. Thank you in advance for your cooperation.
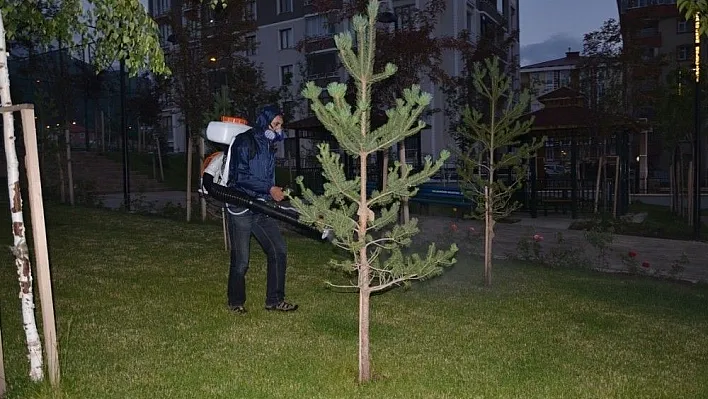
[307,71,339,80]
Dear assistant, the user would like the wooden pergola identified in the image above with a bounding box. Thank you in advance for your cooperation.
[524,87,643,218]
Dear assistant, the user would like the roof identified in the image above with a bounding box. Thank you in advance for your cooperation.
[525,87,640,133]
[537,87,584,101]
[521,51,584,70]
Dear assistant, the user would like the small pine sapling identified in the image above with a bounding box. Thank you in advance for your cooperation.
[289,0,457,384]
[456,57,544,286]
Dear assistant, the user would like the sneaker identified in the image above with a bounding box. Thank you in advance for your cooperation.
[265,301,298,312]
[229,305,247,314]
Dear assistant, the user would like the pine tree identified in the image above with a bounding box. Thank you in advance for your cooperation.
[289,0,457,383]
[455,57,543,287]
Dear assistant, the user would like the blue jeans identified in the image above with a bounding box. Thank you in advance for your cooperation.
[226,209,288,307]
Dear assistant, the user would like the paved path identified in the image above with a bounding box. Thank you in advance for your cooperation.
[413,215,708,284]
[98,191,708,284]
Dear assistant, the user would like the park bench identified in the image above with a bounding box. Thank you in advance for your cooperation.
[408,184,474,215]
[365,181,473,214]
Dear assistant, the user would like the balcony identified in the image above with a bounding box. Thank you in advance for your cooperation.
[622,3,679,21]
[637,27,659,37]
[306,71,341,87]
[477,0,503,23]
[301,35,336,53]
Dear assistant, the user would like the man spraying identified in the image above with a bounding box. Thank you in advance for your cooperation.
[203,106,297,314]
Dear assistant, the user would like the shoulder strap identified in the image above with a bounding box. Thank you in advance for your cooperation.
[234,130,258,160]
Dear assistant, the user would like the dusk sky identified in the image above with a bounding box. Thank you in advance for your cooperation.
[519,0,619,66]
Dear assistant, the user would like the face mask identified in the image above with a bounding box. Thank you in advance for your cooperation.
[264,129,284,142]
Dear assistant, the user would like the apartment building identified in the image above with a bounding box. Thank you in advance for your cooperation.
[616,0,707,118]
[149,0,520,156]
[520,51,584,112]
[617,0,708,174]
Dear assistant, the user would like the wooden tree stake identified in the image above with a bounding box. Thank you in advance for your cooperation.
[20,107,59,386]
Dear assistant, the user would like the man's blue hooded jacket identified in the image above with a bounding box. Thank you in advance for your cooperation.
[226,105,281,203]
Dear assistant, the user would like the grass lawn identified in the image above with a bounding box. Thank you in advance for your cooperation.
[0,205,707,398]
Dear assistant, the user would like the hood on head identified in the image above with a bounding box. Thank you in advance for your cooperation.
[255,105,282,131]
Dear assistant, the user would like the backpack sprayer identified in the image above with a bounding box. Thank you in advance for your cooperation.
[199,117,333,242]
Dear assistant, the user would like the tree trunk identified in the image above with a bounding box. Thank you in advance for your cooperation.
[186,136,193,222]
[0,13,44,382]
[358,152,372,383]
[101,110,105,153]
[155,134,164,181]
[358,284,371,382]
[57,151,65,203]
[484,185,493,287]
[399,141,409,223]
[200,135,206,222]
[679,156,685,217]
[382,151,388,189]
[64,128,74,205]
[0,322,5,396]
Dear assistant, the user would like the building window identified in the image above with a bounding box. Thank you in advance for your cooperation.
[307,52,339,79]
[677,45,691,61]
[677,18,689,33]
[279,28,293,49]
[277,0,293,14]
[466,7,474,33]
[152,0,170,15]
[281,65,294,86]
[629,0,678,8]
[509,6,516,30]
[394,5,416,28]
[305,15,334,38]
[245,35,257,56]
[641,47,658,60]
[158,23,173,46]
[244,0,256,21]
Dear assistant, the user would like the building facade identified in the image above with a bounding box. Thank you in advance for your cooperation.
[617,0,708,177]
[616,0,707,117]
[520,51,584,112]
[150,0,520,157]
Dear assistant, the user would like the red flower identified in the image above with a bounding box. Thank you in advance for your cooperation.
[533,234,543,242]
[628,251,637,258]
[450,223,458,232]
[641,261,650,268]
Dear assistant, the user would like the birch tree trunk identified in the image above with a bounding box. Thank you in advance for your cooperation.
[0,13,44,382]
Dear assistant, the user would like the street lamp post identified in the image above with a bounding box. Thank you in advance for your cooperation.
[694,15,702,240]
